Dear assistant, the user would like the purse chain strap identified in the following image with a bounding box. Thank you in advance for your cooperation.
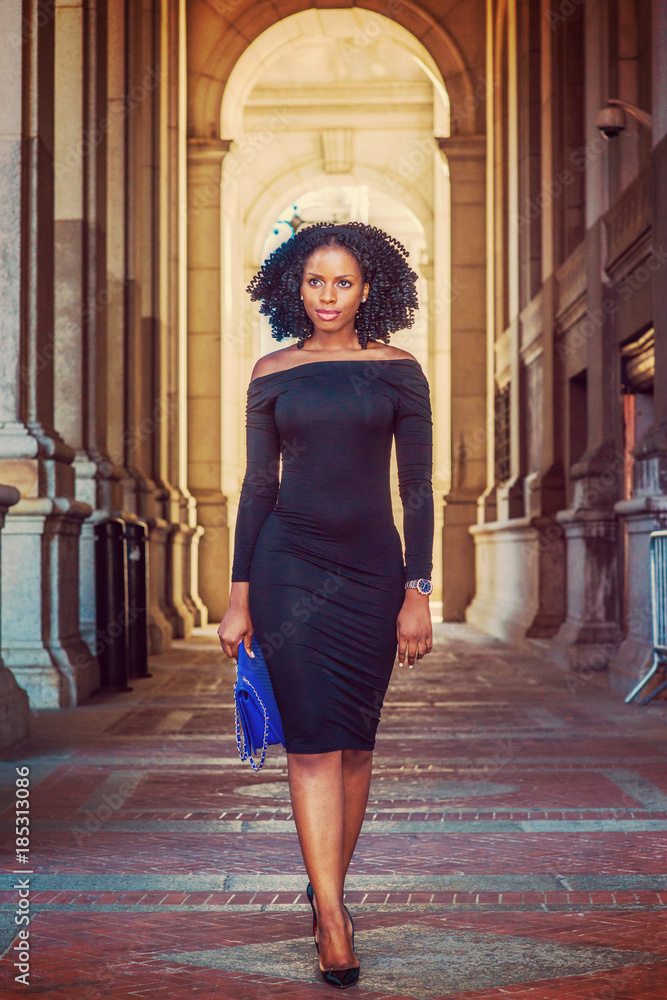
[234,675,270,772]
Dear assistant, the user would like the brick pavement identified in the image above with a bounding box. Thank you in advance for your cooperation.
[1,622,667,998]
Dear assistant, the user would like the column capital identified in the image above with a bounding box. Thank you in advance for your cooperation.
[436,134,486,163]
[187,138,234,167]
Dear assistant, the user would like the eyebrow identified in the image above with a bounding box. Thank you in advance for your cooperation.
[306,272,356,279]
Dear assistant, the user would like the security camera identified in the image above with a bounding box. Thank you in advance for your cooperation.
[595,105,626,140]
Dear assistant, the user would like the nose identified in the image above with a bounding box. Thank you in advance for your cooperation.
[320,285,336,304]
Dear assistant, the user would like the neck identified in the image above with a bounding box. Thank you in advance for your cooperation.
[304,330,362,352]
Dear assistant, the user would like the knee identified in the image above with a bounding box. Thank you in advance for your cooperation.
[288,750,341,774]
[342,748,373,770]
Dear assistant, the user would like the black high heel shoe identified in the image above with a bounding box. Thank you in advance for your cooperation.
[320,905,360,990]
[306,882,319,952]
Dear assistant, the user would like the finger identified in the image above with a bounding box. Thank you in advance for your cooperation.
[244,635,255,658]
[407,638,418,669]
[217,631,231,659]
[397,639,407,667]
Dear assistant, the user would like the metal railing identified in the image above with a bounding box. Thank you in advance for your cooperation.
[625,529,667,705]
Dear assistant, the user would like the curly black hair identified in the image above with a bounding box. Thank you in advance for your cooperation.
[246,221,419,349]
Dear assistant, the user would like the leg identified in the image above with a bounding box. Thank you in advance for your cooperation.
[342,748,373,880]
[287,751,358,970]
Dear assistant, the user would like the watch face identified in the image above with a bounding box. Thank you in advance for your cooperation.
[418,579,433,595]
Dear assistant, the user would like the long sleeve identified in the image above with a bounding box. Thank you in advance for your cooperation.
[230,381,281,582]
[394,365,434,582]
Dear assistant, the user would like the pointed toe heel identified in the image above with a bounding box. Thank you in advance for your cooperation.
[306,882,319,953]
[321,966,360,989]
[319,903,359,988]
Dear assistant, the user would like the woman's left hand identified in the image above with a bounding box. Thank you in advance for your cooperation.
[396,589,433,668]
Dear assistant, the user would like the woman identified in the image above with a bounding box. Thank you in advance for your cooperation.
[218,221,434,989]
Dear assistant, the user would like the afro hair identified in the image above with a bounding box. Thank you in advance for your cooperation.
[246,221,419,349]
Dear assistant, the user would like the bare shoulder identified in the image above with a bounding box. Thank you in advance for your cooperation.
[250,346,300,381]
[365,344,418,362]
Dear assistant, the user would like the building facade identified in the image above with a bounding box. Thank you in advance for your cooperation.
[469,0,667,695]
[0,0,664,747]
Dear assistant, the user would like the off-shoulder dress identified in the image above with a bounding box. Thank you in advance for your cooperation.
[230,357,434,754]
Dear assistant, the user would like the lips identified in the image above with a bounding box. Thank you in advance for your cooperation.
[315,310,340,320]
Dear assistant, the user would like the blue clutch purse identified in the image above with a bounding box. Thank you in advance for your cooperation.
[234,633,285,771]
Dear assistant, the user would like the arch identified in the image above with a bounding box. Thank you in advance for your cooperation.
[187,0,479,139]
[245,163,435,267]
[220,8,450,140]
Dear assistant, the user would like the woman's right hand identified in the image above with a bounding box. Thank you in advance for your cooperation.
[218,583,255,660]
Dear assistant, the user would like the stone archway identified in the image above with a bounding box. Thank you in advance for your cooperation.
[186,0,487,622]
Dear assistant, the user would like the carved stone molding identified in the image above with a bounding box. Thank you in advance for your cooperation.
[187,138,233,168]
[519,290,543,362]
[321,129,353,174]
[555,241,587,325]
[437,134,487,163]
[604,166,651,272]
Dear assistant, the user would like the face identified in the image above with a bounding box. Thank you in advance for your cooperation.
[300,245,370,335]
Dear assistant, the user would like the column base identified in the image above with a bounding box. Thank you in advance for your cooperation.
[188,524,209,627]
[467,515,565,646]
[195,490,229,622]
[166,523,196,639]
[442,492,477,622]
[0,663,30,750]
[1,497,99,708]
[0,484,30,748]
[145,516,173,654]
[544,507,621,673]
[609,494,667,695]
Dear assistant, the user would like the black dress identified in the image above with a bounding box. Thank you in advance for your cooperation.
[231,357,434,753]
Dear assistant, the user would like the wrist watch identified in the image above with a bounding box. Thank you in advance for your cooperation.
[405,578,433,596]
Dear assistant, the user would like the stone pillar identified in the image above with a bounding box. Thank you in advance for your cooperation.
[53,0,110,664]
[156,0,199,640]
[542,2,621,672]
[119,0,172,653]
[187,138,231,623]
[0,0,96,706]
[0,485,30,750]
[437,135,488,621]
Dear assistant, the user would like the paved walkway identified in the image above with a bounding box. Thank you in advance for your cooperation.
[1,623,667,998]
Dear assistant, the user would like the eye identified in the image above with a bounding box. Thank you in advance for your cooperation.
[338,280,352,288]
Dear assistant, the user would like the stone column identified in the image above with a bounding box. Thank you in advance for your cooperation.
[53,0,111,666]
[0,485,30,750]
[187,138,231,623]
[119,0,172,653]
[0,0,96,707]
[437,135,488,622]
[158,0,199,639]
[549,4,621,672]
